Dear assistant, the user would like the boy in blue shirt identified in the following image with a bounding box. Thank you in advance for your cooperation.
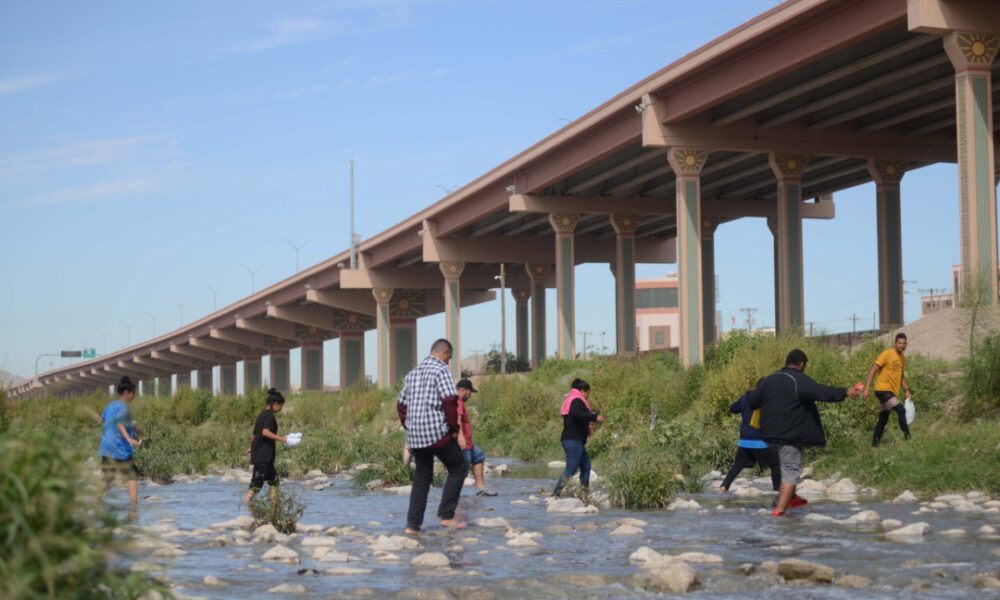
[100,376,142,508]
[719,383,788,503]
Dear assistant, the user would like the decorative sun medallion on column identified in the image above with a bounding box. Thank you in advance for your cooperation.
[956,32,1000,65]
[669,148,708,174]
[237,345,267,358]
[333,310,372,331]
[372,288,394,304]
[869,159,906,185]
[295,324,329,341]
[549,213,580,233]
[525,263,551,281]
[262,336,296,350]
[512,289,530,303]
[611,214,642,235]
[390,290,426,317]
[770,153,810,178]
[439,261,465,279]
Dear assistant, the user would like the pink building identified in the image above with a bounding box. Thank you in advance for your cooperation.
[636,275,681,352]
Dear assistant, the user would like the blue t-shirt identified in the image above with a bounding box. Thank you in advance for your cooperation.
[100,400,136,460]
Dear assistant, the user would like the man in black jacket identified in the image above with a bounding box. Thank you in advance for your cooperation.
[748,349,860,516]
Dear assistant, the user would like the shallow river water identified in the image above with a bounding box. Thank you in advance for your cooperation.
[111,461,1000,599]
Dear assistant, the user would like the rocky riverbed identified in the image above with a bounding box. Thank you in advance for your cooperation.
[113,462,1000,598]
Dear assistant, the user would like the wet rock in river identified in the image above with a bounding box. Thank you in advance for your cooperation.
[304,469,324,478]
[317,551,356,563]
[934,493,965,502]
[267,583,306,593]
[795,479,827,494]
[629,546,664,565]
[546,498,584,513]
[940,528,967,537]
[881,519,903,530]
[893,490,918,503]
[842,510,880,524]
[295,523,325,533]
[547,460,566,468]
[326,567,373,576]
[976,575,1000,589]
[474,517,510,529]
[372,534,422,552]
[202,576,226,586]
[506,533,540,547]
[951,500,984,513]
[804,513,835,524]
[885,522,931,539]
[760,561,779,575]
[261,545,300,564]
[610,525,643,536]
[835,574,871,589]
[151,545,187,558]
[739,563,754,575]
[778,558,834,583]
[411,552,450,567]
[637,561,699,594]
[301,535,337,547]
[667,498,701,511]
[677,552,723,564]
[375,552,402,561]
[827,478,859,497]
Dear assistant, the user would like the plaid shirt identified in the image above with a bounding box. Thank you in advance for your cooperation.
[398,356,457,448]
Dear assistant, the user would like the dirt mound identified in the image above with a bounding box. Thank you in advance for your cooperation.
[882,306,1000,362]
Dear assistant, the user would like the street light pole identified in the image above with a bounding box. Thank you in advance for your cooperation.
[146,311,159,337]
[122,322,132,347]
[283,239,311,273]
[171,298,188,327]
[206,284,224,312]
[350,160,358,270]
[241,265,262,293]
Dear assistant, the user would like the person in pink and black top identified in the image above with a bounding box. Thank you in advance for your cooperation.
[552,378,605,497]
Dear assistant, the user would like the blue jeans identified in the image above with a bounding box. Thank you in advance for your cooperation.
[552,439,590,496]
[463,444,486,466]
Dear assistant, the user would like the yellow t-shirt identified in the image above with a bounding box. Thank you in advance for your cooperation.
[874,348,905,396]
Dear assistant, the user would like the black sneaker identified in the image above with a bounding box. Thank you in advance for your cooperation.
[475,489,497,497]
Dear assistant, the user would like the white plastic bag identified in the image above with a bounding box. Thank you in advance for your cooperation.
[285,432,303,448]
[904,399,916,425]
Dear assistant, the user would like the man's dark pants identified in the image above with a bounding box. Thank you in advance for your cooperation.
[407,440,468,530]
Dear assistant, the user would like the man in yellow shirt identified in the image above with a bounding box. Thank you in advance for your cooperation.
[863,333,912,447]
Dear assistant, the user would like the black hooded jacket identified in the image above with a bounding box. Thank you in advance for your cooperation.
[747,367,847,448]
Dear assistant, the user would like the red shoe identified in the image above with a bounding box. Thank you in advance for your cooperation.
[772,508,786,517]
[788,495,809,509]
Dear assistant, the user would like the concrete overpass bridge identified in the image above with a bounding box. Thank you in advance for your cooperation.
[10,0,1000,398]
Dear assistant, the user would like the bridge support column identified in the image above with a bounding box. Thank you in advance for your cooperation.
[440,261,465,379]
[140,378,153,396]
[220,361,237,395]
[701,219,718,347]
[868,159,907,329]
[301,341,324,391]
[373,288,393,389]
[769,153,809,334]
[526,264,549,368]
[176,371,191,390]
[158,374,172,397]
[513,288,530,366]
[945,32,999,304]
[244,357,262,391]
[197,367,213,392]
[339,332,365,388]
[549,214,579,360]
[668,148,709,366]
[269,351,290,393]
[611,215,640,356]
[391,318,417,384]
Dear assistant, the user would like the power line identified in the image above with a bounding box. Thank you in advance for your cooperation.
[739,307,758,334]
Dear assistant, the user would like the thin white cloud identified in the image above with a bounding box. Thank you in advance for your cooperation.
[3,179,159,208]
[339,67,450,90]
[0,134,174,185]
[0,73,72,96]
[238,17,344,52]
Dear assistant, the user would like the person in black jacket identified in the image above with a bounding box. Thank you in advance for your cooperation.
[552,379,605,498]
[748,349,859,516]
[719,381,780,495]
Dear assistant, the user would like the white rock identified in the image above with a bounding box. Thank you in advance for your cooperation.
[267,583,305,593]
[253,524,280,540]
[639,561,699,593]
[677,552,723,564]
[983,500,1000,509]
[261,545,299,563]
[475,517,511,529]
[610,525,643,536]
[570,505,599,514]
[506,533,541,547]
[411,552,450,567]
[547,498,584,513]
[667,498,701,511]
[616,517,648,527]
[979,525,998,535]
[929,501,949,509]
[371,535,421,552]
[952,500,984,513]
[732,486,763,497]
[375,552,401,561]
[940,528,967,537]
[967,491,988,501]
[827,478,859,496]
[151,545,187,558]
[893,490,918,503]
[317,551,356,563]
[700,470,722,482]
[203,576,226,587]
[934,493,965,502]
[383,485,412,495]
[843,510,880,524]
[629,546,664,565]
[325,567,373,576]
[804,513,836,524]
[885,522,931,539]
[301,536,337,547]
[296,523,325,533]
[547,460,566,468]
[797,479,828,494]
[304,469,324,478]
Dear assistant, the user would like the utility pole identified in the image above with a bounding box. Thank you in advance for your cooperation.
[495,263,507,374]
[578,331,593,360]
[849,313,860,345]
[739,307,757,334]
[806,322,814,337]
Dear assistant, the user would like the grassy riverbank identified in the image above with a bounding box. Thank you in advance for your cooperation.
[4,333,998,507]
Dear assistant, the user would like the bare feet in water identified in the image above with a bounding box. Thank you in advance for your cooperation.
[439,518,466,529]
[404,528,420,535]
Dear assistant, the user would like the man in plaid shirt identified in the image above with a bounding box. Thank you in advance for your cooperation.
[397,338,468,533]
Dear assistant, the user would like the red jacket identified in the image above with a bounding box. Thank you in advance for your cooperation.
[397,395,460,448]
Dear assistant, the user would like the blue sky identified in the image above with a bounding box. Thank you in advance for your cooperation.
[0,0,970,385]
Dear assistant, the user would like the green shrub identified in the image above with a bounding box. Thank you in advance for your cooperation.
[248,487,305,535]
[0,432,165,599]
[961,332,1000,419]
[604,441,683,509]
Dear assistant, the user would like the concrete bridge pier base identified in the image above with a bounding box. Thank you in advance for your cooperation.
[176,371,191,390]
[373,289,393,389]
[269,350,290,393]
[158,374,172,397]
[197,367,213,392]
[868,159,906,329]
[526,264,549,368]
[769,152,809,334]
[549,214,579,360]
[220,361,237,396]
[611,215,640,356]
[339,332,365,388]
[390,318,417,384]
[300,341,323,391]
[243,357,262,391]
[513,289,530,366]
